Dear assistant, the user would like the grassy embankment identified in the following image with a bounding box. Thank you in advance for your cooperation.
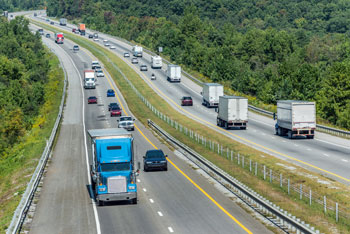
[0,50,65,232]
[34,20,350,233]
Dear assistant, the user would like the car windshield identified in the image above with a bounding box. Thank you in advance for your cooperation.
[111,107,120,111]
[146,150,165,159]
[183,97,192,100]
[108,90,114,93]
[101,162,130,172]
[89,97,96,99]
[120,117,132,121]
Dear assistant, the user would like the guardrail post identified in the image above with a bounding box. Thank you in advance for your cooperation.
[263,165,266,180]
[221,145,223,156]
[309,190,312,206]
[255,162,258,176]
[280,174,283,187]
[242,156,244,168]
[300,184,303,200]
[227,148,229,159]
[238,153,240,165]
[336,202,338,222]
[324,196,327,214]
[217,143,220,154]
[231,151,233,161]
[250,159,252,172]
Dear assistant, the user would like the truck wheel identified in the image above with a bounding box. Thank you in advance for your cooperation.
[307,135,314,139]
[98,200,104,206]
[277,127,282,136]
[132,198,137,204]
[225,122,229,129]
[288,131,293,139]
[240,127,246,130]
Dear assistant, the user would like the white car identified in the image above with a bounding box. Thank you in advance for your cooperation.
[96,72,104,77]
[103,39,108,42]
[104,43,110,47]
[124,52,130,57]
[110,46,116,49]
[93,38,99,41]
[118,116,135,131]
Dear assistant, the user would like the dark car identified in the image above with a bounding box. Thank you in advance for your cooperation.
[88,96,97,104]
[50,21,54,25]
[181,96,193,106]
[45,33,50,38]
[110,106,122,117]
[88,34,93,39]
[143,149,167,171]
[108,102,119,111]
[107,89,115,97]
[140,65,148,71]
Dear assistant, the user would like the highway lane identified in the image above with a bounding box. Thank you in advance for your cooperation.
[37,18,350,184]
[29,24,273,234]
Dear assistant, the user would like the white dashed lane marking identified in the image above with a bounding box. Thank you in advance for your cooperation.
[149,198,154,203]
[323,154,329,157]
[137,179,141,183]
[157,211,163,217]
[341,159,348,162]
[143,188,147,192]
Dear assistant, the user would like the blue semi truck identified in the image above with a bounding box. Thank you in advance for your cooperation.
[88,128,139,206]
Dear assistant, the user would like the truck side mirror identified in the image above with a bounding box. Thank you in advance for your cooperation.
[143,156,145,159]
[215,107,218,113]
[90,165,93,173]
[200,92,203,95]
[165,155,168,157]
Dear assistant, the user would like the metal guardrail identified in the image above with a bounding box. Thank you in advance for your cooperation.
[6,48,68,234]
[148,119,318,234]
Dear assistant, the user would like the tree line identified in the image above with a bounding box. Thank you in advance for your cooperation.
[47,0,350,129]
[0,16,51,156]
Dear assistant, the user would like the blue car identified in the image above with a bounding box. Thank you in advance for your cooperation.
[107,89,115,97]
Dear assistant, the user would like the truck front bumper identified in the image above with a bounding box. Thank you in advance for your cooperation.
[97,192,137,202]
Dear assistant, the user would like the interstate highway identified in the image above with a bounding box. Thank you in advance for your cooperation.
[33,16,350,184]
[28,24,272,234]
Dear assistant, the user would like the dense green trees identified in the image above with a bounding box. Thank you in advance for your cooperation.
[47,0,350,129]
[0,17,51,156]
[0,0,44,12]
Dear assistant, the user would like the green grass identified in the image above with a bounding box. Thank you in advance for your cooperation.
[0,50,65,233]
[32,20,350,233]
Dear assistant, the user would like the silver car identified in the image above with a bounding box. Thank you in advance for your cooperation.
[118,116,135,131]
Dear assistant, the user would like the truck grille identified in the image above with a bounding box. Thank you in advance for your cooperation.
[107,176,127,194]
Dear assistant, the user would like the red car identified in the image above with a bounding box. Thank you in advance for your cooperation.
[110,106,122,117]
[88,96,97,104]
[72,28,76,33]
[181,96,193,106]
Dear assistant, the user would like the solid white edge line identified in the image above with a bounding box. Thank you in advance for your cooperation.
[63,46,102,234]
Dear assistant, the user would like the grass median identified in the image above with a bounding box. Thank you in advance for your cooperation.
[32,19,350,234]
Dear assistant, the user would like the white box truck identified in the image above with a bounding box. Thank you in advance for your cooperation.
[202,83,223,107]
[132,45,143,57]
[59,18,67,26]
[84,70,96,89]
[217,96,248,129]
[276,100,316,139]
[151,56,162,69]
[167,65,181,82]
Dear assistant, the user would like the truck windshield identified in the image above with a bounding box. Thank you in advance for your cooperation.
[101,162,130,172]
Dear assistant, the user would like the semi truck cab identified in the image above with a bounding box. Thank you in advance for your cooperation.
[88,129,140,206]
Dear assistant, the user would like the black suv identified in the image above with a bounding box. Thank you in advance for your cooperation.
[143,150,167,171]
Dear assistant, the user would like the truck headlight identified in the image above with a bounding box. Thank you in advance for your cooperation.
[128,185,136,190]
[99,187,106,192]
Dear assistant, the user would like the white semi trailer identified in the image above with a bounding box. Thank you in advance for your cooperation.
[151,56,162,69]
[167,65,181,82]
[217,96,248,129]
[202,83,223,108]
[84,70,96,89]
[276,100,316,139]
[132,45,143,57]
